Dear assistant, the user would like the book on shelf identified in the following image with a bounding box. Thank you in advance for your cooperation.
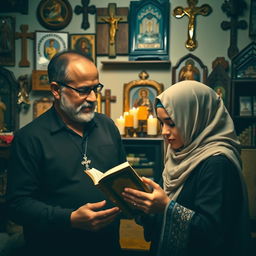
[85,161,151,218]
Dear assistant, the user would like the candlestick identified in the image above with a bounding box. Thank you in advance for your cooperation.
[124,113,134,127]
[147,115,157,135]
[116,116,125,135]
[137,106,148,120]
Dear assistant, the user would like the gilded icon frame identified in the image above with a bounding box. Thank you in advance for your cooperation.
[70,34,96,63]
[33,97,53,119]
[37,0,72,30]
[32,70,50,91]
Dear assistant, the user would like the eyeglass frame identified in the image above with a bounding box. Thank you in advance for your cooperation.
[55,81,104,96]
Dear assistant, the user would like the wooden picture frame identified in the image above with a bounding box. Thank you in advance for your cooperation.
[70,34,96,63]
[172,54,208,84]
[129,0,170,61]
[35,31,68,70]
[33,97,53,119]
[32,70,50,91]
[123,71,164,113]
[0,67,19,132]
[0,0,28,14]
[37,0,72,30]
[0,16,15,66]
[206,57,230,110]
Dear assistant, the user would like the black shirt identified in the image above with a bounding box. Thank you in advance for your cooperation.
[7,107,126,256]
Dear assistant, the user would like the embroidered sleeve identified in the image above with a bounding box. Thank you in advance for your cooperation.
[157,201,195,256]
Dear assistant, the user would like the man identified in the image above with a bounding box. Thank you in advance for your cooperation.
[7,51,126,256]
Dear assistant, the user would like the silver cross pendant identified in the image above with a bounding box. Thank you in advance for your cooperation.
[81,153,91,170]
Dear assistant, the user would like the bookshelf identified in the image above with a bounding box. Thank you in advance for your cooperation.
[231,42,256,148]
[122,137,164,182]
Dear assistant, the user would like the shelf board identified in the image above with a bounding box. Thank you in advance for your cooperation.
[101,60,171,65]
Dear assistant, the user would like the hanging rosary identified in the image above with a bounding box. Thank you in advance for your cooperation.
[81,137,91,171]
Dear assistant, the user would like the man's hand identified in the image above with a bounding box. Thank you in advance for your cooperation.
[70,200,120,231]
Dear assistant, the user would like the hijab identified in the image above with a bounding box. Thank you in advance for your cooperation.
[156,80,242,200]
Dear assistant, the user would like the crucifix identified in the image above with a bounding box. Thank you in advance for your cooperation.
[74,0,96,30]
[101,89,116,117]
[173,0,212,51]
[97,3,128,58]
[15,24,34,67]
[221,0,247,59]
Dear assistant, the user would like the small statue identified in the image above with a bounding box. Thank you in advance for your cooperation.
[17,74,31,106]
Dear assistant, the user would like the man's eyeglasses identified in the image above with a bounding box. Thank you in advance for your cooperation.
[56,82,104,96]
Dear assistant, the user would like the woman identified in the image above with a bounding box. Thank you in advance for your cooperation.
[122,80,251,256]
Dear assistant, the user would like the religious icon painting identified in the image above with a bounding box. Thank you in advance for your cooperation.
[172,54,208,84]
[35,31,68,70]
[32,70,50,91]
[0,16,15,66]
[129,0,170,61]
[96,3,128,58]
[70,34,96,64]
[123,71,164,113]
[37,0,73,30]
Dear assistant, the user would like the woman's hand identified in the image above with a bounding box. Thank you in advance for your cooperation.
[122,177,170,214]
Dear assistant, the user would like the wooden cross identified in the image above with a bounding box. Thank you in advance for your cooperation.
[221,0,247,59]
[74,0,96,30]
[97,3,128,58]
[173,0,212,51]
[15,24,34,67]
[101,89,116,117]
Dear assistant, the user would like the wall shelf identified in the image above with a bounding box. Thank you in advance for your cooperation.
[101,60,171,65]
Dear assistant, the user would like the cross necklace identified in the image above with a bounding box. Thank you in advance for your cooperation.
[81,136,91,170]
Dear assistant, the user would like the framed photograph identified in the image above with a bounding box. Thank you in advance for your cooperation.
[35,31,68,70]
[70,34,96,63]
[37,0,72,30]
[123,71,164,113]
[33,97,53,119]
[239,96,252,116]
[129,0,169,61]
[0,16,15,66]
[0,0,28,14]
[172,54,208,84]
[32,70,50,91]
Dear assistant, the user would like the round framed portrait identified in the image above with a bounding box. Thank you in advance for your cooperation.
[37,0,72,30]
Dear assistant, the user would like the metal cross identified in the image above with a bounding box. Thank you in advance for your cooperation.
[81,153,91,170]
[74,0,96,30]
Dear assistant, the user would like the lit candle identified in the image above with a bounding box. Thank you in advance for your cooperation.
[147,115,157,135]
[137,106,148,120]
[116,116,125,135]
[129,107,138,128]
[124,113,134,127]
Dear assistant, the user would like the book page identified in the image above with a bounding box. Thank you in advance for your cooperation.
[85,168,104,185]
[101,162,131,179]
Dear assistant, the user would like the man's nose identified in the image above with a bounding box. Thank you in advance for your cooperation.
[85,90,97,101]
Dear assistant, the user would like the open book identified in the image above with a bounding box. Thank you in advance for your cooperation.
[85,161,151,218]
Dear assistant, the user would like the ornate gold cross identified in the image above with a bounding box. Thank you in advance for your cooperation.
[97,3,128,57]
[173,0,212,51]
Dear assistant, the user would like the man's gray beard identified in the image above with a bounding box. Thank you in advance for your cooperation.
[60,94,95,123]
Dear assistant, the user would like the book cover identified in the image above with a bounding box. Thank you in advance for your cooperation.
[85,161,151,218]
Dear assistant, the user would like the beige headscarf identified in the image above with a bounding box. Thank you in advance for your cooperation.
[156,80,242,200]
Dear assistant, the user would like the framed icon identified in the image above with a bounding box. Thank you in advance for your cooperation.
[70,34,96,63]
[37,0,72,30]
[129,0,170,61]
[32,70,50,91]
[123,71,164,113]
[33,97,53,119]
[35,31,68,70]
[172,54,208,84]
[0,16,15,66]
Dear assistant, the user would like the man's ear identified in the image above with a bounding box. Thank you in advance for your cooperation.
[50,82,61,99]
